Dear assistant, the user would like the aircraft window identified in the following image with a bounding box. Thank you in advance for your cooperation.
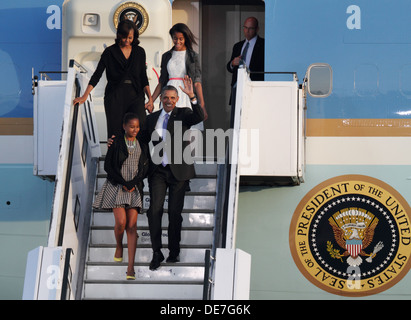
[307,63,332,98]
[82,14,101,34]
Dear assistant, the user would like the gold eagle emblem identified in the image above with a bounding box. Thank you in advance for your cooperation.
[328,209,383,266]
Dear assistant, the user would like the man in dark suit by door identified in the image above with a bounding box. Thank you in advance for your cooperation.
[141,76,204,270]
[227,17,265,126]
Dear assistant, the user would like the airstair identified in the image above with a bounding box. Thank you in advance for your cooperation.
[24,54,311,299]
[22,0,256,300]
[24,61,252,300]
[82,158,218,299]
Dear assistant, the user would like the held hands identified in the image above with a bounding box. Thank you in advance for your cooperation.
[145,98,154,113]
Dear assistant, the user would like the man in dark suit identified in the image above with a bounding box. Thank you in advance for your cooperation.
[227,17,265,125]
[141,76,204,270]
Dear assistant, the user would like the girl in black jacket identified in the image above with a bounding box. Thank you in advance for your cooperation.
[93,113,149,280]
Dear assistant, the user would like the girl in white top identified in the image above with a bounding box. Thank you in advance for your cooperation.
[152,23,207,130]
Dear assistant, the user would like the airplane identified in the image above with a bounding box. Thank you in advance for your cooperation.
[0,0,410,300]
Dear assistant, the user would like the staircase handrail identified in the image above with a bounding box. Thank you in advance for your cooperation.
[46,59,100,298]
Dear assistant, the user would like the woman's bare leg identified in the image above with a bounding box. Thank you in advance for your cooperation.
[113,207,127,260]
[125,208,138,277]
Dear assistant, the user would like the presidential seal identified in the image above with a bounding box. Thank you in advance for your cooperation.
[289,175,411,297]
[113,2,149,34]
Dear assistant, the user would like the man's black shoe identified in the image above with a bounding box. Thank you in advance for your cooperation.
[149,251,164,271]
[166,255,180,263]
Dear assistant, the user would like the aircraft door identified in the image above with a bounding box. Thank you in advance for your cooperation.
[62,0,172,139]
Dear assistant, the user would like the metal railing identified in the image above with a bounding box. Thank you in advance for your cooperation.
[203,160,230,299]
[24,60,100,299]
[57,76,81,246]
[45,60,100,299]
[202,65,244,297]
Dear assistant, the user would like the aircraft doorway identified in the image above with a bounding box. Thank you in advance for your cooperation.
[201,1,265,131]
[171,0,264,132]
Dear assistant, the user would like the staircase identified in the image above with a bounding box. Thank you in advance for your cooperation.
[82,154,218,299]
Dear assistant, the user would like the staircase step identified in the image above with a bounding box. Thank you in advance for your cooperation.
[87,246,209,263]
[83,158,218,300]
[90,227,213,246]
[97,177,217,193]
[85,264,204,282]
[93,187,216,211]
[142,194,216,210]
[83,282,203,300]
[98,159,218,176]
[92,211,215,228]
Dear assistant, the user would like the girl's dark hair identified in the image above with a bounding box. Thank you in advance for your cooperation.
[116,19,140,45]
[169,23,197,51]
[123,112,140,125]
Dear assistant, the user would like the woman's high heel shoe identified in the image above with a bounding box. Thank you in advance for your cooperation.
[126,271,135,280]
[114,247,123,262]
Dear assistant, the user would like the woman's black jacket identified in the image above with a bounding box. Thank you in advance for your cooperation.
[104,135,149,200]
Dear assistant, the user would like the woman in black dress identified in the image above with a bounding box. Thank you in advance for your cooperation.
[73,20,153,138]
